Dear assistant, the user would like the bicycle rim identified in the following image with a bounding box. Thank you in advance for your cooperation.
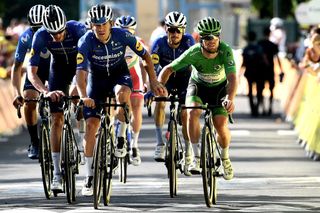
[63,125,75,204]
[201,126,215,207]
[39,124,52,199]
[94,127,105,209]
[168,121,177,198]
[103,130,114,206]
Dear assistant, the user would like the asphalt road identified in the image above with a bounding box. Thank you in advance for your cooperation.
[0,96,319,212]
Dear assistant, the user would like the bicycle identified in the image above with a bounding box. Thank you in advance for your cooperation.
[91,94,130,209]
[16,95,53,199]
[59,95,81,203]
[182,102,234,207]
[151,92,184,198]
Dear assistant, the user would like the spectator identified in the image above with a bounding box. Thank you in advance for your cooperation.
[149,18,166,48]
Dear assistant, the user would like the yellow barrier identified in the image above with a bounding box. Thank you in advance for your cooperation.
[0,79,25,134]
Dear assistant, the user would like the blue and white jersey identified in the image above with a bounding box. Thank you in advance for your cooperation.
[15,27,50,68]
[29,20,86,66]
[77,27,146,75]
[151,33,195,75]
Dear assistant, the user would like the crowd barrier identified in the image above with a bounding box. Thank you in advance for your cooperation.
[280,62,320,161]
[0,79,25,135]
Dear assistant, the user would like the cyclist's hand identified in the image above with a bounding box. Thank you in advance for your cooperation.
[81,97,95,108]
[144,91,154,106]
[45,90,65,102]
[12,95,24,109]
[150,79,167,96]
[222,95,235,114]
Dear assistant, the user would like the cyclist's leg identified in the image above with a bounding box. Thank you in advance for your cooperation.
[212,113,233,180]
[153,101,166,161]
[23,88,40,159]
[114,84,131,158]
[82,112,100,196]
[130,94,143,165]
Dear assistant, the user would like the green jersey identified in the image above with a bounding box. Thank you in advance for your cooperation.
[171,42,236,87]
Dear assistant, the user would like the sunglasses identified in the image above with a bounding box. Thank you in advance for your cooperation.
[167,27,183,34]
[201,34,220,41]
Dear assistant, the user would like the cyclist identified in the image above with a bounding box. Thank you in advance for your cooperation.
[28,5,86,190]
[114,15,148,166]
[11,5,49,160]
[76,4,166,196]
[158,17,237,180]
[148,11,195,175]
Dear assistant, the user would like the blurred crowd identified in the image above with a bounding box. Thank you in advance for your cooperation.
[0,17,29,79]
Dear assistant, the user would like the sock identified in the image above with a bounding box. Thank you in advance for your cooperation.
[192,143,200,157]
[132,131,139,148]
[155,126,164,146]
[117,121,127,138]
[185,140,191,155]
[52,152,61,176]
[85,157,93,177]
[221,147,229,159]
[27,124,39,146]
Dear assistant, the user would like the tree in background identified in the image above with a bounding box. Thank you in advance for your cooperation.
[251,0,310,18]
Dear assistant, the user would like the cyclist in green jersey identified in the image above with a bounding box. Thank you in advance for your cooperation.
[158,17,237,180]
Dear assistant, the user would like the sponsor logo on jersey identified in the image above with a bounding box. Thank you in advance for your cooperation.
[151,54,159,64]
[92,51,124,60]
[77,53,84,64]
[227,60,234,66]
[40,49,50,59]
[136,41,143,51]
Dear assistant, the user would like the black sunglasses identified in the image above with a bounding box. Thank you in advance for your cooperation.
[167,27,183,34]
[201,34,220,41]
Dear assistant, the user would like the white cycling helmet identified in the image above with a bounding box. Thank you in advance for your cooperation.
[42,5,66,34]
[28,5,45,27]
[88,4,113,24]
[114,15,137,29]
[165,11,187,28]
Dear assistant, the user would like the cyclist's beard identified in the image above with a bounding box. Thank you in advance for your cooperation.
[201,42,219,54]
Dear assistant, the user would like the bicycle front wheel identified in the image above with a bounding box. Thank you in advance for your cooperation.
[103,129,115,206]
[39,123,52,199]
[201,125,216,207]
[168,121,178,198]
[62,124,76,204]
[93,126,106,209]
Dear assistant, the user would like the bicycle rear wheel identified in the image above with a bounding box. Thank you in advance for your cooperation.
[39,123,52,199]
[168,121,177,197]
[103,130,115,206]
[201,125,216,207]
[62,124,76,204]
[93,126,106,209]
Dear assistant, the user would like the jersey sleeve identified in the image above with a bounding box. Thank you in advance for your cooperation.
[223,45,236,74]
[124,31,146,57]
[76,34,89,71]
[29,32,46,67]
[170,47,193,72]
[76,22,87,39]
[150,38,162,75]
[14,32,30,63]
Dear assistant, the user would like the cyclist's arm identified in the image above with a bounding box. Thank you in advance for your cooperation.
[158,64,174,85]
[27,65,48,94]
[76,69,88,98]
[11,61,24,98]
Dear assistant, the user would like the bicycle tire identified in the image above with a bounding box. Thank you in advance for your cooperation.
[119,154,128,183]
[103,130,115,206]
[168,121,177,198]
[62,124,75,204]
[201,125,216,207]
[39,123,52,199]
[93,126,106,209]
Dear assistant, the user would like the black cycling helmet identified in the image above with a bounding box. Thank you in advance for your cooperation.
[28,5,45,27]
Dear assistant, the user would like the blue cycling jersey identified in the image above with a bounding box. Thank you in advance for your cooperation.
[77,27,146,75]
[29,20,86,66]
[151,33,195,75]
[15,27,50,90]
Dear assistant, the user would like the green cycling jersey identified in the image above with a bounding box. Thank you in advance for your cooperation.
[171,42,236,87]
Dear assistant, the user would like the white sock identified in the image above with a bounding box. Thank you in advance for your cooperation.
[85,157,93,177]
[221,147,229,159]
[132,131,139,148]
[192,143,200,157]
[155,126,164,146]
[52,152,61,176]
[117,121,127,138]
[185,140,191,154]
